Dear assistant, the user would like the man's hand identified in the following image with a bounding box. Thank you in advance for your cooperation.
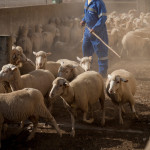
[80,21,85,27]
[90,28,95,33]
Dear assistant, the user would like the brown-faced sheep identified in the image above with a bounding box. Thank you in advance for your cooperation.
[58,63,84,82]
[49,71,105,136]
[10,46,35,75]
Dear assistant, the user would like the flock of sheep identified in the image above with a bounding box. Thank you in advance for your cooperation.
[13,9,150,65]
[0,44,138,148]
[13,17,82,60]
[107,9,150,58]
[0,9,149,149]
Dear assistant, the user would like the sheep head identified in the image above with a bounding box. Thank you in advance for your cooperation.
[49,77,69,98]
[0,64,18,82]
[11,46,27,67]
[58,63,77,81]
[107,74,128,94]
[77,56,92,71]
[33,51,51,69]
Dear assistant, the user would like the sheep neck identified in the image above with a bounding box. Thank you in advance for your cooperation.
[9,70,23,91]
[61,86,75,105]
[115,83,123,101]
[42,62,47,69]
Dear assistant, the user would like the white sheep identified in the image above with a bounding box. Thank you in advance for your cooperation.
[76,56,92,71]
[0,64,55,111]
[58,63,84,82]
[106,69,138,124]
[0,88,62,148]
[33,51,60,78]
[11,46,35,75]
[49,71,105,136]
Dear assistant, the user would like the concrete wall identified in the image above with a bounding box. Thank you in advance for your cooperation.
[0,1,138,36]
[0,3,84,35]
[0,36,11,69]
[105,0,137,13]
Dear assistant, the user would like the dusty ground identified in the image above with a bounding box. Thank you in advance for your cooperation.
[1,46,150,150]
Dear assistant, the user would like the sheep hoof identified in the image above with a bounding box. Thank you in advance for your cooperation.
[27,135,34,141]
[59,130,63,138]
[84,118,94,124]
[70,130,75,137]
[134,113,139,119]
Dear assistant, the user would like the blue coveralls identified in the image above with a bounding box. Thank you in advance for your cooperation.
[82,0,108,77]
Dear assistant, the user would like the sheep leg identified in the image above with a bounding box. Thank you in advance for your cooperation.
[99,98,105,126]
[0,114,4,149]
[119,105,124,125]
[89,105,94,119]
[20,121,24,128]
[63,99,75,137]
[130,104,138,119]
[27,116,38,141]
[0,124,2,149]
[83,112,94,124]
[2,123,8,137]
[48,114,62,137]
[121,106,126,114]
[120,48,124,57]
[129,97,138,119]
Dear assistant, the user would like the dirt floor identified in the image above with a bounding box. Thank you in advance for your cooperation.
[1,46,150,150]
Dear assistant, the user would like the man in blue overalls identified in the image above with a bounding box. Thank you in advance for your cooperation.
[80,0,108,77]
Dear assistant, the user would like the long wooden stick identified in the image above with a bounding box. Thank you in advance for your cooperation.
[86,26,121,58]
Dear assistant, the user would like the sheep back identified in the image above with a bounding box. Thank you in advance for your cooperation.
[0,88,47,122]
[70,71,104,110]
[19,59,35,75]
[46,61,61,78]
[21,69,55,96]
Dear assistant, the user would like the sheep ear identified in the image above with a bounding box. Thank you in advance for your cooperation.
[12,46,16,50]
[64,82,69,87]
[121,78,128,82]
[76,56,81,62]
[108,74,111,80]
[46,52,52,56]
[33,51,37,56]
[11,67,17,72]
[17,63,23,68]
[16,46,23,53]
[89,56,93,62]
[60,61,64,66]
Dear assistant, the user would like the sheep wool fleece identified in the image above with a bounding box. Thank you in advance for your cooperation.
[82,0,108,77]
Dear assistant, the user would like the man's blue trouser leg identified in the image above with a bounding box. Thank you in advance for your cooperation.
[82,30,94,57]
[82,28,108,77]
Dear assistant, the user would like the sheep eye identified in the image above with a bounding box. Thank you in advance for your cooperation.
[116,81,120,84]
